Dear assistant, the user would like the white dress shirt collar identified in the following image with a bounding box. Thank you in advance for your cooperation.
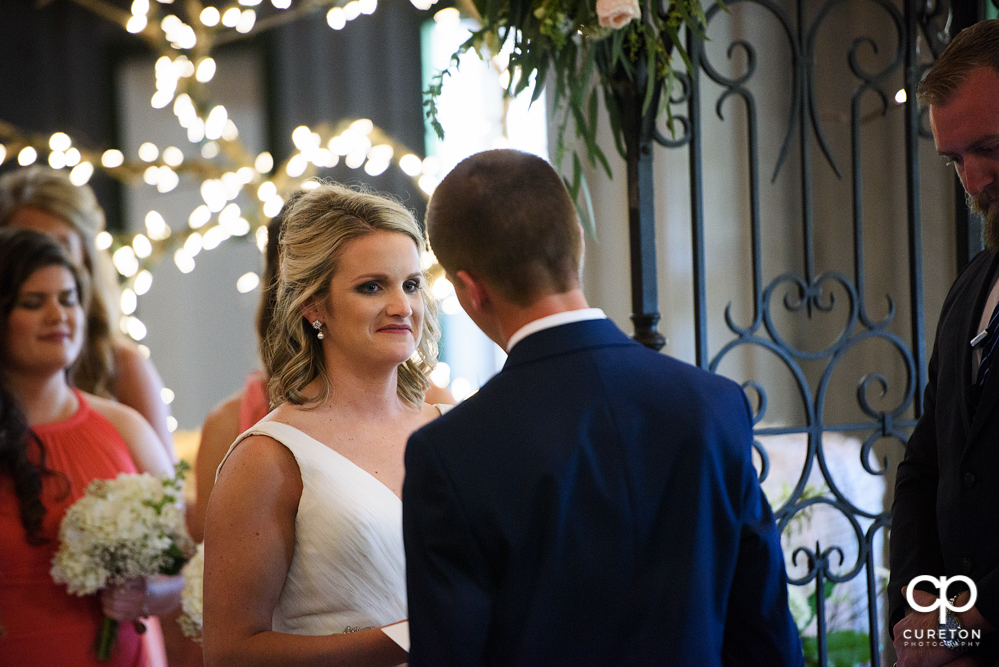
[506,308,607,352]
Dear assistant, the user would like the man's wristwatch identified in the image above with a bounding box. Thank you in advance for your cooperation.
[938,594,964,650]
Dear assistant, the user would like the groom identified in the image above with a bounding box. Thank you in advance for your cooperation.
[402,149,803,666]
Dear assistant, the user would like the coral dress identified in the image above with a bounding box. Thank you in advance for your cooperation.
[0,390,152,666]
[238,369,270,432]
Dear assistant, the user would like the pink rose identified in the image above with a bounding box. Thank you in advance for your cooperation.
[596,0,641,29]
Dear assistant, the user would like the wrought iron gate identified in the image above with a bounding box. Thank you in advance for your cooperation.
[631,1,995,664]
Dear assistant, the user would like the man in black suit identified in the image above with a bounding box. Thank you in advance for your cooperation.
[402,148,802,666]
[889,18,999,667]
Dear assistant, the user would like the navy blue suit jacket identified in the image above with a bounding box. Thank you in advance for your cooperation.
[403,318,802,666]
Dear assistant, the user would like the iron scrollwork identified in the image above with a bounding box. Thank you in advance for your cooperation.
[641,0,969,664]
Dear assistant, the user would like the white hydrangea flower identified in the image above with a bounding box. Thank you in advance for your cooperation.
[51,466,195,597]
[178,542,205,641]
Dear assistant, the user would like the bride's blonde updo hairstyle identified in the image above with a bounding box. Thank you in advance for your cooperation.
[264,182,440,408]
[0,166,119,398]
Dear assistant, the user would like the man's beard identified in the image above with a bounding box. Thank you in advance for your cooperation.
[972,186,999,252]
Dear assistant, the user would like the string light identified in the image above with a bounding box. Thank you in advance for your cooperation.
[0,111,446,351]
[157,166,180,193]
[255,152,274,173]
[102,150,124,168]
[235,10,256,33]
[184,232,203,257]
[49,151,67,169]
[138,142,159,162]
[204,106,228,141]
[126,15,148,33]
[421,155,440,175]
[263,196,284,218]
[49,132,71,151]
[18,147,37,166]
[343,1,362,21]
[174,248,195,273]
[113,246,140,277]
[188,205,211,229]
[450,377,472,401]
[132,234,153,258]
[162,146,184,167]
[222,7,241,27]
[432,277,455,299]
[430,362,451,388]
[134,270,153,295]
[202,225,231,250]
[121,288,138,314]
[399,153,422,176]
[195,58,217,83]
[124,316,148,341]
[418,174,438,195]
[236,272,260,293]
[145,211,171,240]
[200,7,221,26]
[328,8,346,30]
[69,162,93,185]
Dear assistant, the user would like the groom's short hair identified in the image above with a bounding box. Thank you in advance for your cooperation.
[427,149,581,307]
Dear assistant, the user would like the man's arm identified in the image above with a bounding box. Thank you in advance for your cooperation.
[889,338,946,635]
[723,392,804,667]
[403,430,493,666]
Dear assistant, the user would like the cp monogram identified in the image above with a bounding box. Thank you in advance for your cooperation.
[906,575,977,624]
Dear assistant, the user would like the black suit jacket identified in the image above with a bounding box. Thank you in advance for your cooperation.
[403,318,803,666]
[890,250,999,660]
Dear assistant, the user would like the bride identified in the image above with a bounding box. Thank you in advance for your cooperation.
[202,184,442,666]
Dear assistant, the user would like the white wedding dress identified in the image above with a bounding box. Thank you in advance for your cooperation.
[219,419,413,634]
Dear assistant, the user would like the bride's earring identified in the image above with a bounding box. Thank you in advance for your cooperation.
[312,320,324,340]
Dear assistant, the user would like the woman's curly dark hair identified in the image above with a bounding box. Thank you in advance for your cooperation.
[0,228,82,543]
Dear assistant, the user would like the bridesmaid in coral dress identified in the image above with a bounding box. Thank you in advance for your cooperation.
[0,228,179,667]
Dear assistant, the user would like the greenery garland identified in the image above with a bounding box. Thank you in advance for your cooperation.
[425,0,723,232]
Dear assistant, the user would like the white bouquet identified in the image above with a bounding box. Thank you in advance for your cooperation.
[177,542,204,642]
[50,462,194,660]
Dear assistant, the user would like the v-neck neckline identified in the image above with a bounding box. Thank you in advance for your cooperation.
[235,420,403,503]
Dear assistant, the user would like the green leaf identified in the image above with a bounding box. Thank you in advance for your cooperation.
[160,542,188,576]
[642,35,657,113]
[576,165,597,239]
[603,86,626,159]
[800,630,870,667]
[593,140,611,179]
[672,34,695,74]
[587,88,599,142]
[564,153,596,239]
